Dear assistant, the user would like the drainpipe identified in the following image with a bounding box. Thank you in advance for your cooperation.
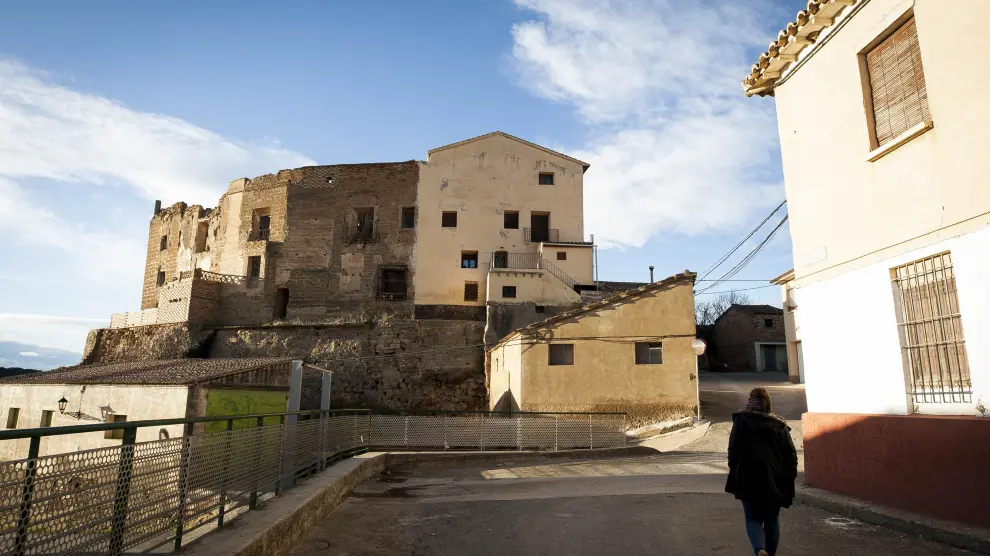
[592,234,599,291]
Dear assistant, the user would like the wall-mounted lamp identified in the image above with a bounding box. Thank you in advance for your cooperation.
[57,397,68,413]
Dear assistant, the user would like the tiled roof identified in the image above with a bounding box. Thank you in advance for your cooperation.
[428,131,591,171]
[0,358,293,386]
[728,304,784,315]
[743,0,862,97]
[492,272,696,349]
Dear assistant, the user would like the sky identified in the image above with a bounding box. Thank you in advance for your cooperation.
[0,0,808,355]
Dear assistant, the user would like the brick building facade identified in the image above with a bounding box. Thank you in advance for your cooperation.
[711,304,786,372]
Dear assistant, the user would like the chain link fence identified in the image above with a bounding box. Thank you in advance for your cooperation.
[0,410,624,556]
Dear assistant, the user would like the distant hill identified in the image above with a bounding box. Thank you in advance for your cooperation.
[0,342,81,371]
[0,367,42,378]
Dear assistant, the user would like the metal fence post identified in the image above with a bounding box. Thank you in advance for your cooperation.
[108,427,138,556]
[275,414,286,495]
[13,435,41,556]
[217,418,234,528]
[250,416,264,510]
[174,422,195,552]
[318,411,327,471]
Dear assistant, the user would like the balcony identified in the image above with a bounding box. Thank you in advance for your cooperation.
[490,252,541,270]
[248,228,271,242]
[523,228,559,243]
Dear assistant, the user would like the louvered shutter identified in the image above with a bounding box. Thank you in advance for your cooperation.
[866,18,931,146]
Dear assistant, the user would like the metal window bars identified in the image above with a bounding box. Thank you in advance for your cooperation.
[523,228,559,243]
[891,252,972,404]
[0,409,624,556]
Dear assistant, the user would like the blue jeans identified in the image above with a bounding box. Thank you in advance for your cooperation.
[742,502,780,556]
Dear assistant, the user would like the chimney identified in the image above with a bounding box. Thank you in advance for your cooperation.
[649,265,655,282]
[154,200,162,216]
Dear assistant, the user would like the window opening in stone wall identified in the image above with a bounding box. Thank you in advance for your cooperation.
[251,208,272,241]
[195,222,209,253]
[549,344,574,365]
[40,410,53,428]
[464,281,479,302]
[557,251,567,261]
[401,207,416,229]
[157,269,166,287]
[535,305,545,313]
[274,288,289,320]
[864,17,931,148]
[502,286,516,299]
[248,256,262,279]
[379,266,408,301]
[504,211,519,229]
[461,251,478,269]
[493,251,508,269]
[350,207,376,242]
[160,235,168,251]
[6,408,19,429]
[891,251,971,404]
[442,211,457,228]
[635,342,663,365]
[764,319,773,329]
[538,172,555,185]
[105,414,127,440]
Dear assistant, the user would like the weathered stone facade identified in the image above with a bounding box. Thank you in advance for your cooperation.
[711,304,786,371]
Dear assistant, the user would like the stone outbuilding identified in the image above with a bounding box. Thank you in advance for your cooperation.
[487,272,699,427]
[711,304,787,372]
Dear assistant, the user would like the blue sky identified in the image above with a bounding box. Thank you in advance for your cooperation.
[0,0,808,354]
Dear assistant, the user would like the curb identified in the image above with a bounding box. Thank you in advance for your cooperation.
[635,420,711,452]
[796,485,990,554]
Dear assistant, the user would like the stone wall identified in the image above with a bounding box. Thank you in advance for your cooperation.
[712,306,785,371]
[484,302,580,346]
[81,323,214,364]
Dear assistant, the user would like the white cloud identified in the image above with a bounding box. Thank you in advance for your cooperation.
[18,351,39,357]
[510,0,784,248]
[0,314,107,353]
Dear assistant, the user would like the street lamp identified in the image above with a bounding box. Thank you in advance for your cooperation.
[57,397,68,414]
[691,338,707,356]
[691,338,707,419]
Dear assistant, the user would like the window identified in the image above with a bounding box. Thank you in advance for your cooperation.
[549,344,574,365]
[538,172,554,185]
[401,207,416,229]
[6,408,19,429]
[248,256,262,279]
[764,319,774,329]
[535,305,545,313]
[865,17,931,148]
[464,281,479,302]
[194,222,209,253]
[258,214,271,232]
[493,251,508,269]
[157,269,166,287]
[352,208,376,241]
[160,235,168,251]
[274,288,289,319]
[379,266,408,301]
[635,342,663,365]
[556,252,567,261]
[461,251,478,269]
[502,286,516,299]
[40,410,54,428]
[504,211,519,229]
[891,252,971,403]
[105,414,128,440]
[442,211,457,228]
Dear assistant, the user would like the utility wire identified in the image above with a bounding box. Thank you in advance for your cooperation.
[698,214,789,294]
[694,284,777,296]
[698,200,786,281]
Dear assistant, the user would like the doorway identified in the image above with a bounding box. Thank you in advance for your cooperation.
[530,213,550,243]
[274,288,289,320]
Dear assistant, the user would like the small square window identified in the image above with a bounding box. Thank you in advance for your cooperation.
[6,408,19,429]
[160,235,168,251]
[764,319,773,329]
[461,251,478,269]
[105,414,128,440]
[538,172,554,185]
[502,286,517,298]
[535,305,545,313]
[379,266,408,301]
[504,211,519,229]
[258,214,271,231]
[464,281,479,302]
[248,256,262,278]
[401,207,416,229]
[156,270,166,287]
[442,211,458,228]
[549,344,574,365]
[556,251,567,261]
[635,342,663,365]
[40,410,53,428]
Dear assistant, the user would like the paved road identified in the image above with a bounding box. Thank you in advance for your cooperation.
[290,454,977,556]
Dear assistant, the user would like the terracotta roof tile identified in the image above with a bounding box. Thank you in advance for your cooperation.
[0,358,293,386]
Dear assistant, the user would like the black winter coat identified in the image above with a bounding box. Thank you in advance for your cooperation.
[725,411,798,508]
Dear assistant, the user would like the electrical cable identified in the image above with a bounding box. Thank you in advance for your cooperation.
[697,214,789,294]
[698,200,786,281]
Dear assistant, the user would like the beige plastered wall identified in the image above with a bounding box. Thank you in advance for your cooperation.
[0,384,189,460]
[540,244,594,284]
[415,135,589,306]
[489,281,698,425]
[774,0,990,289]
[486,270,581,305]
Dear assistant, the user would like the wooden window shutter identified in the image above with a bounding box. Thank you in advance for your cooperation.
[866,18,931,147]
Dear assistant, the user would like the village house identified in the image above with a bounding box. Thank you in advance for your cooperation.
[710,304,786,373]
[488,272,699,426]
[745,0,990,528]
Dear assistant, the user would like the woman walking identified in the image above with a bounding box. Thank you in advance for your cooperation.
[725,387,798,556]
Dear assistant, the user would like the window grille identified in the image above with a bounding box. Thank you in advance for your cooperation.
[891,252,971,403]
[866,18,931,147]
[463,281,479,302]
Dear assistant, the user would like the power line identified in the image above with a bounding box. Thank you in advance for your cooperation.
[698,200,786,281]
[694,284,777,296]
[698,214,789,294]
[695,279,778,282]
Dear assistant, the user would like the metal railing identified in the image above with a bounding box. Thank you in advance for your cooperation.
[248,229,270,242]
[177,269,246,285]
[489,253,580,291]
[0,410,624,556]
[539,257,579,291]
[523,228,559,243]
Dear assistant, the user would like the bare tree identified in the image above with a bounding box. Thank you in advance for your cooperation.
[695,291,753,326]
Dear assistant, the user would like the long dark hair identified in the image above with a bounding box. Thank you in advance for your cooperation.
[748,387,773,414]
